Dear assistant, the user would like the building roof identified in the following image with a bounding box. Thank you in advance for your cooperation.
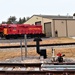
[24,14,74,24]
[33,14,73,19]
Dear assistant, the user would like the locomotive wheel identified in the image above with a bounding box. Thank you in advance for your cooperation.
[13,35,18,39]
[5,35,10,39]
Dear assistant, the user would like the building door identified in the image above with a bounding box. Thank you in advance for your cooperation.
[44,22,52,37]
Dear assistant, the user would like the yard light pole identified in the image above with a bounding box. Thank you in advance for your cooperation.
[20,39,23,61]
[51,47,55,62]
[24,34,27,57]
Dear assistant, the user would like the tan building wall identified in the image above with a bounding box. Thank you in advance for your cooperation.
[24,16,43,25]
[24,16,52,24]
[67,20,75,37]
[43,18,52,23]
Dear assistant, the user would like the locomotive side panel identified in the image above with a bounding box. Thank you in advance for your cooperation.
[0,24,45,39]
[27,25,42,34]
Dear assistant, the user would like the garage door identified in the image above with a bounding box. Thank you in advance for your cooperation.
[67,20,75,37]
[44,22,52,37]
[54,20,66,37]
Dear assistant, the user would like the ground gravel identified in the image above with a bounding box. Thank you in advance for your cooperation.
[0,56,75,63]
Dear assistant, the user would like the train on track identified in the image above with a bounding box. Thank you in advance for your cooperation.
[0,24,45,39]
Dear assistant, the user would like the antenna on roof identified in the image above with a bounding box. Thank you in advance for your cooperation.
[58,14,60,16]
[73,13,75,19]
[67,13,69,18]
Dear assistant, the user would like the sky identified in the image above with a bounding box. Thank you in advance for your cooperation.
[0,0,75,23]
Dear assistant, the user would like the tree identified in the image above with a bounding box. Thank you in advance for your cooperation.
[1,21,6,24]
[18,18,22,24]
[8,16,16,22]
[18,17,26,24]
[7,20,11,24]
[26,17,30,21]
[7,16,17,24]
[22,17,26,23]
[1,16,30,24]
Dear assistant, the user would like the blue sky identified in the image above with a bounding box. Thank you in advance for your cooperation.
[0,0,75,23]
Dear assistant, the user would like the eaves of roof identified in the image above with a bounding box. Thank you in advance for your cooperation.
[33,14,73,19]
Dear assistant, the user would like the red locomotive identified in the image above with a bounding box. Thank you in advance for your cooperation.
[0,24,45,39]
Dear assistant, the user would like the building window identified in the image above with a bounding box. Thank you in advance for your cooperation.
[35,21,41,25]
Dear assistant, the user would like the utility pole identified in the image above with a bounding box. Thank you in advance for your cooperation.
[24,34,27,57]
[20,39,23,61]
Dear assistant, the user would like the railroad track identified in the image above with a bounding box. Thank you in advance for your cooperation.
[0,63,75,75]
[1,42,75,48]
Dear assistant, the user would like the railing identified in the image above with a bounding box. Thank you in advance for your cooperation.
[0,63,75,75]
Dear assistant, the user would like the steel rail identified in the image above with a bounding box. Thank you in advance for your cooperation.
[0,71,75,75]
[0,62,75,66]
[0,63,75,74]
[1,42,75,48]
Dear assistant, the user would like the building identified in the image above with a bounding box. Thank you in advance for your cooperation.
[24,15,75,37]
